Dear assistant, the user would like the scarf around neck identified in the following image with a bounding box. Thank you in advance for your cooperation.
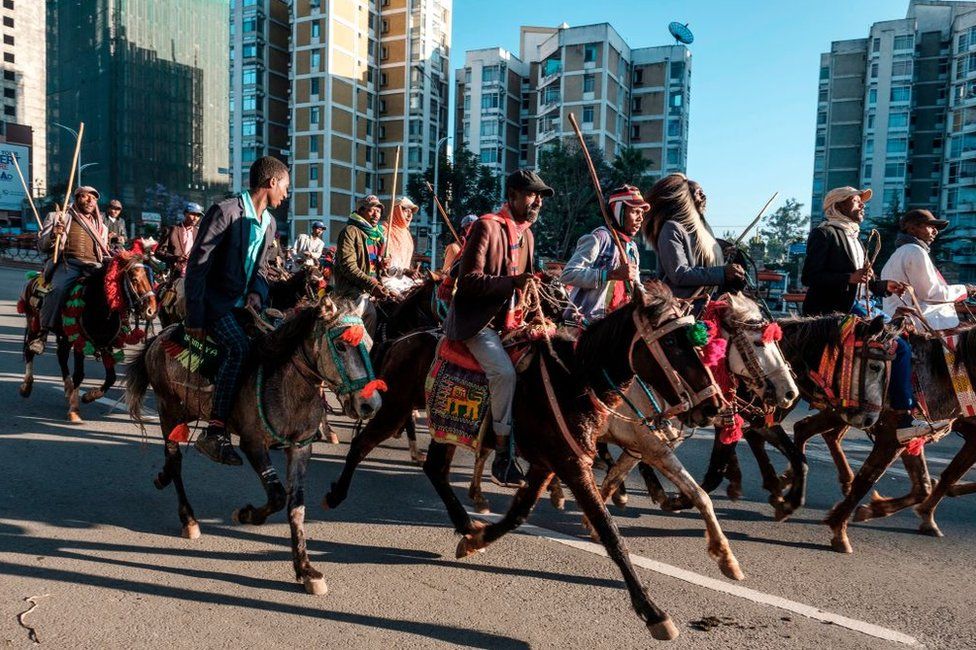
[895,231,930,252]
[348,213,385,244]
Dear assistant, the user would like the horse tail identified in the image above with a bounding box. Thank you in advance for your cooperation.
[125,338,153,426]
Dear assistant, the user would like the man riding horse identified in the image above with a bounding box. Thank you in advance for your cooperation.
[186,156,289,466]
[801,186,948,441]
[442,168,550,488]
[156,202,203,277]
[333,195,395,335]
[30,186,111,355]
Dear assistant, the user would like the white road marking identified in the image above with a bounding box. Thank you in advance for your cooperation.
[470,511,923,647]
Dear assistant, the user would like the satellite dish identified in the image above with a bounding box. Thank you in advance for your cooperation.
[668,22,694,45]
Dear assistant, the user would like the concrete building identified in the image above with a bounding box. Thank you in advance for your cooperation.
[47,0,229,223]
[454,22,692,195]
[289,0,451,251]
[812,0,976,280]
[0,0,45,201]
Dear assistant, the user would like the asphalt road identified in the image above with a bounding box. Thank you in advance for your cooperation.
[1,265,975,649]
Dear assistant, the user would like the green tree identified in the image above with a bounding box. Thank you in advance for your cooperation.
[607,145,652,191]
[758,198,809,264]
[534,138,610,260]
[864,197,902,270]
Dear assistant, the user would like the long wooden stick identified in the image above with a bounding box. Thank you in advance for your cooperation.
[424,180,460,244]
[381,145,401,256]
[54,122,85,264]
[9,151,42,230]
[567,112,628,262]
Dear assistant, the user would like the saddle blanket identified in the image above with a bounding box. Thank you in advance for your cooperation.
[944,335,976,417]
[162,325,221,382]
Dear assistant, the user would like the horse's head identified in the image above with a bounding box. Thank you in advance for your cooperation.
[535,271,571,321]
[711,292,798,409]
[628,282,724,427]
[842,315,898,430]
[309,297,384,420]
[106,252,157,320]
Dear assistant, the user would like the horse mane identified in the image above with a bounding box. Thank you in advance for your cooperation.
[104,252,137,311]
[721,292,761,323]
[257,305,321,373]
[778,313,842,354]
[951,326,976,377]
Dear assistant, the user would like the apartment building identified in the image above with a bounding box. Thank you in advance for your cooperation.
[454,22,691,195]
[290,0,451,250]
[812,0,976,280]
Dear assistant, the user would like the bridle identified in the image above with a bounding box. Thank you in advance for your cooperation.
[807,315,896,413]
[722,316,792,420]
[120,257,157,315]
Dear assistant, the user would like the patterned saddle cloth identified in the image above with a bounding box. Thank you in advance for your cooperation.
[424,336,535,451]
[161,324,221,382]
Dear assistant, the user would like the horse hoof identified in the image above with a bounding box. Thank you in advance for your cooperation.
[648,618,680,641]
[830,536,853,554]
[411,452,427,466]
[68,412,83,424]
[327,433,340,445]
[474,503,490,515]
[853,505,874,523]
[773,504,793,523]
[232,509,242,524]
[456,536,478,559]
[550,496,566,511]
[720,557,746,581]
[153,474,171,490]
[918,522,943,538]
[303,577,328,595]
[726,484,744,501]
[181,522,201,539]
[18,383,32,398]
[82,390,103,404]
[611,491,628,509]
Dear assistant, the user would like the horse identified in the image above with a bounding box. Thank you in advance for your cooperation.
[19,252,158,422]
[323,282,725,640]
[125,297,384,595]
[267,264,327,312]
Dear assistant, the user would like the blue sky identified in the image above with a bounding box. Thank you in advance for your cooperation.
[450,0,905,236]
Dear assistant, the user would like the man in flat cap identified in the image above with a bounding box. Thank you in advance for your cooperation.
[333,194,394,334]
[30,186,110,354]
[442,169,552,487]
[105,198,127,250]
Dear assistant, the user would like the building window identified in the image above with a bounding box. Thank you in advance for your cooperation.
[310,166,319,181]
[310,77,320,95]
[890,86,910,102]
[243,69,257,85]
[883,187,902,207]
[381,46,389,60]
[891,60,912,77]
[482,65,498,83]
[870,63,878,78]
[312,21,320,38]
[3,87,13,99]
[632,97,642,113]
[542,58,561,77]
[868,88,877,105]
[243,18,256,32]
[3,105,13,117]
[242,43,256,58]
[311,51,321,70]
[872,37,881,53]
[670,61,685,80]
[310,193,319,209]
[885,162,906,178]
[867,112,875,129]
[366,147,373,163]
[864,163,872,178]
[2,0,12,9]
[888,111,909,128]
[463,95,470,111]
[480,120,498,137]
[583,74,595,93]
[480,149,498,163]
[631,124,641,140]
[3,53,13,63]
[893,34,914,51]
[3,35,12,46]
[887,137,908,154]
[310,107,320,124]
[379,99,387,113]
[381,19,389,33]
[243,93,256,111]
[584,44,598,63]
[668,119,681,137]
[2,70,13,81]
[819,66,829,80]
[582,106,594,124]
[818,87,828,102]
[2,17,12,28]
[380,72,387,86]
[666,148,681,165]
[815,131,826,147]
[310,135,319,154]
[865,139,874,155]
[242,120,257,137]
[633,68,643,85]
[480,93,499,110]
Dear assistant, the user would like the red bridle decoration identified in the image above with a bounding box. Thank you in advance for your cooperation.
[103,254,129,311]
[699,302,743,443]
[360,378,388,399]
[338,324,366,347]
[762,322,783,344]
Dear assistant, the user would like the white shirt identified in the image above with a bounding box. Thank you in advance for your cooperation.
[881,242,967,330]
[293,233,325,261]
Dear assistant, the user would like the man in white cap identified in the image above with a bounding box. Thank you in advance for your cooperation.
[292,220,327,267]
[30,186,110,354]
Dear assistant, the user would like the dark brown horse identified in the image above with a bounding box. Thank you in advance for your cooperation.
[19,252,158,422]
[125,298,383,594]
[323,282,724,640]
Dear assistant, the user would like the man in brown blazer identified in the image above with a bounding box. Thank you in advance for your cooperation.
[157,202,203,276]
[442,169,553,487]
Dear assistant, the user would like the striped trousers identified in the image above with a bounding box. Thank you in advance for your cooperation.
[209,312,251,422]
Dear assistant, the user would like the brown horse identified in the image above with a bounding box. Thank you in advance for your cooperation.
[19,252,158,422]
[323,282,724,640]
[125,298,383,594]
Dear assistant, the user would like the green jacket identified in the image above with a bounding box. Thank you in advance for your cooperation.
[333,217,382,298]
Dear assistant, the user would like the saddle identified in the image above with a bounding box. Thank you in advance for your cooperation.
[161,324,222,381]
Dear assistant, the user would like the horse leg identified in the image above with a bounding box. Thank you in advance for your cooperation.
[421,441,480,535]
[724,447,744,501]
[457,464,553,557]
[154,406,200,539]
[548,476,566,510]
[947,482,976,497]
[67,345,84,423]
[658,435,735,513]
[323,405,410,510]
[786,411,840,490]
[763,425,809,520]
[596,443,628,506]
[823,436,902,554]
[745,428,787,512]
[467,446,492,514]
[822,425,854,495]
[854,450,932,522]
[580,452,639,541]
[637,462,669,507]
[19,340,34,398]
[83,357,115,404]
[233,437,287,526]
[560,461,678,640]
[284,445,327,595]
[915,425,976,537]
[404,415,426,465]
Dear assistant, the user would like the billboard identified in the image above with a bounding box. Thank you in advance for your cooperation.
[0,144,30,211]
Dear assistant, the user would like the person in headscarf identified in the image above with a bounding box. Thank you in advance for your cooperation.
[646,173,745,300]
[561,184,648,324]
[384,197,419,276]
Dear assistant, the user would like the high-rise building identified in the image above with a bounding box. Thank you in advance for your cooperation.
[47,0,229,222]
[455,22,692,193]
[812,0,976,280]
[290,0,451,252]
[229,0,291,229]
[1,0,46,203]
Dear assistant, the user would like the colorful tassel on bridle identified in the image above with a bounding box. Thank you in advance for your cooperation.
[762,322,783,344]
[338,324,366,347]
[699,320,728,367]
[167,423,191,442]
[360,378,388,399]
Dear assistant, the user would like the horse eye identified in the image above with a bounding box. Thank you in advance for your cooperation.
[869,362,882,373]
[334,341,346,352]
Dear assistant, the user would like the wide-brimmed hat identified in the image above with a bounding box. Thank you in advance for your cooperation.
[823,186,872,212]
[74,186,100,200]
[506,169,554,197]
[900,208,949,231]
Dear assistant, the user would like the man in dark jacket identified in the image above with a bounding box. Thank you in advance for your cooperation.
[185,156,288,465]
[442,169,550,487]
[105,199,127,250]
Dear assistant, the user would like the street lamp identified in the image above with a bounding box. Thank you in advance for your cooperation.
[53,122,86,185]
[78,162,98,186]
[430,135,451,270]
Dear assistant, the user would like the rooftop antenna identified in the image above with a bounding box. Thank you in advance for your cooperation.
[668,21,694,45]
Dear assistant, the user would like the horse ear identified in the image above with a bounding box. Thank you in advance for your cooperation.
[630,281,645,306]
[319,297,338,320]
[867,314,886,337]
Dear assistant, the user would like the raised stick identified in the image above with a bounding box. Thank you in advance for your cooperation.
[9,152,41,230]
[381,145,401,256]
[54,122,85,265]
[424,180,460,244]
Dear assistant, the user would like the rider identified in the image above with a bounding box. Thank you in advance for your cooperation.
[333,194,394,334]
[881,208,976,331]
[561,184,648,324]
[185,156,288,465]
[442,168,550,488]
[801,187,945,441]
[292,220,326,267]
[384,197,419,276]
[105,199,127,251]
[646,173,745,300]
[156,202,203,277]
[30,186,110,354]
[440,214,478,275]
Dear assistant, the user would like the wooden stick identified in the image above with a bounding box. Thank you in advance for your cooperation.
[54,122,85,265]
[424,180,460,244]
[381,145,401,255]
[9,151,42,230]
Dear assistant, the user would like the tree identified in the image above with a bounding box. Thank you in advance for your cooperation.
[534,139,610,260]
[864,197,902,270]
[758,198,809,265]
[607,145,652,191]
